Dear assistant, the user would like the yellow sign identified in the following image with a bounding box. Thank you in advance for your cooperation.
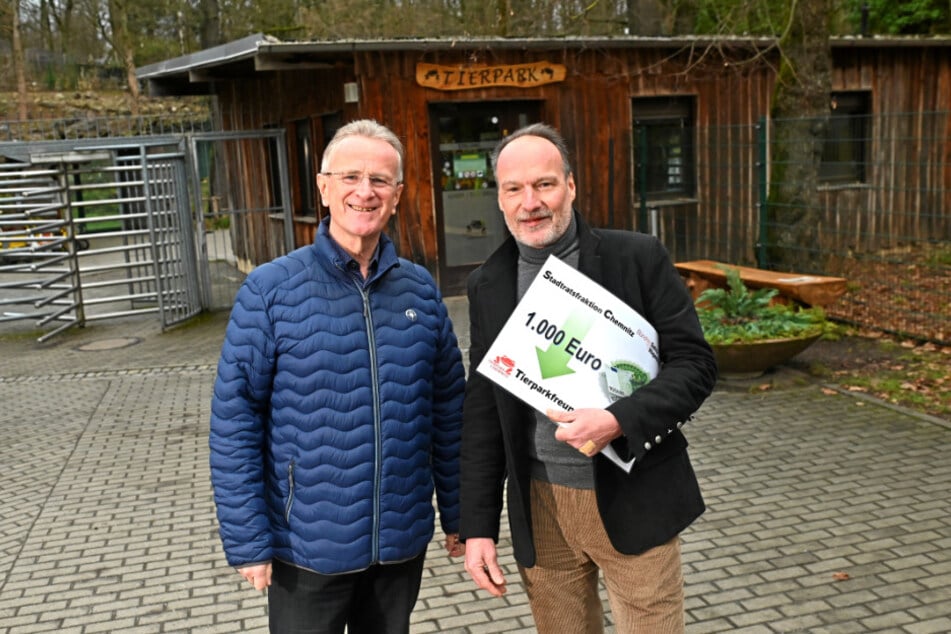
[416,61,567,91]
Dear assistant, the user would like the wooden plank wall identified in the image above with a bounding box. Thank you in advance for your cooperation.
[825,46,951,254]
[356,45,779,272]
[208,42,948,275]
[215,68,354,264]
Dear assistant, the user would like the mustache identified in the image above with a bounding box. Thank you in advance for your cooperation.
[516,210,552,221]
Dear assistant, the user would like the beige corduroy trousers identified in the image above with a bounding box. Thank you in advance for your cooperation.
[518,480,685,634]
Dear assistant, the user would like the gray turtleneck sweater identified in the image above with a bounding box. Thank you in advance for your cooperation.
[515,215,595,490]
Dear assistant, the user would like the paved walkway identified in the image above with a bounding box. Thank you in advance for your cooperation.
[1,298,949,633]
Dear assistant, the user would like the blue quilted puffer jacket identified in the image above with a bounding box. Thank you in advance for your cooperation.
[209,218,466,575]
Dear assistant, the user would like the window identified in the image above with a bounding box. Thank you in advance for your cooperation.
[633,97,696,200]
[820,91,870,184]
[294,119,316,216]
[263,123,284,211]
[320,113,342,150]
[312,113,342,219]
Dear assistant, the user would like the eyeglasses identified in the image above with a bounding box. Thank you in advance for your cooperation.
[320,171,401,191]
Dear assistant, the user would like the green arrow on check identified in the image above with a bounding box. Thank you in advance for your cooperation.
[535,311,595,379]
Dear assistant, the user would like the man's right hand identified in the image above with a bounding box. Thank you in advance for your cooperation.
[463,537,507,597]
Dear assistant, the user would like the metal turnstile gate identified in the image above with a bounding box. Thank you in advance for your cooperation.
[0,139,202,341]
[1,130,293,341]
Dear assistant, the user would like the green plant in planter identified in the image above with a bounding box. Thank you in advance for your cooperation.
[696,266,828,345]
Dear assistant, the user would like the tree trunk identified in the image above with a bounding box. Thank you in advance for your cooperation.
[496,0,508,35]
[39,0,53,53]
[199,0,221,48]
[12,0,29,121]
[767,0,833,272]
[123,47,140,113]
[626,0,666,35]
[108,0,140,114]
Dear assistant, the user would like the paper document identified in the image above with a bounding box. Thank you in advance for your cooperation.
[477,255,659,472]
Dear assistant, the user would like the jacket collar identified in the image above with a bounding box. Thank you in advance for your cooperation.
[314,216,400,284]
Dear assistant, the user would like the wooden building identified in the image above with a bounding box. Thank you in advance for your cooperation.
[138,34,951,295]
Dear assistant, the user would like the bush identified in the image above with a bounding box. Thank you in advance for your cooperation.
[696,266,828,345]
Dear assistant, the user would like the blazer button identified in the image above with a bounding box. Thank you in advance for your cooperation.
[644,441,652,450]
[654,435,663,444]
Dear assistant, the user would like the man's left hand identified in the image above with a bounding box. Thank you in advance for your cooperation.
[548,408,623,457]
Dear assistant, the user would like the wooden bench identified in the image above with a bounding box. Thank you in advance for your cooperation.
[675,259,847,308]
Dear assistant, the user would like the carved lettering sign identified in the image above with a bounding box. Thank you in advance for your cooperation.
[416,62,567,91]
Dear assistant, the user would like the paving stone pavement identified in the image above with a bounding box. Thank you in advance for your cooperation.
[1,297,949,633]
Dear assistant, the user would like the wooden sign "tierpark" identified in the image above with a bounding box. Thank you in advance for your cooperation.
[416,62,567,91]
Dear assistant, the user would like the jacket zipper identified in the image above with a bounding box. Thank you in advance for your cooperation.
[284,460,295,524]
[356,282,382,564]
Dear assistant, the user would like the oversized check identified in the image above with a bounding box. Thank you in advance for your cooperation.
[476,255,660,472]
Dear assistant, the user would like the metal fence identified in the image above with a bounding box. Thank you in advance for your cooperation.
[0,114,213,143]
[0,126,292,341]
[0,138,206,341]
[649,111,950,344]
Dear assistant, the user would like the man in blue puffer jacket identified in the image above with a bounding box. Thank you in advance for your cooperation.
[209,119,466,634]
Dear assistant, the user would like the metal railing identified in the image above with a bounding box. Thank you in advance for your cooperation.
[0,139,203,341]
[0,113,213,143]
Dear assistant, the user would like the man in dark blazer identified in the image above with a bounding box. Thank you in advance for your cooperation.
[460,123,717,633]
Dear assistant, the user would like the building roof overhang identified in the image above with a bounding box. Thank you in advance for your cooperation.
[136,32,951,97]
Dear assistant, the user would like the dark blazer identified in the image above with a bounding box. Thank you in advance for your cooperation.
[459,212,718,567]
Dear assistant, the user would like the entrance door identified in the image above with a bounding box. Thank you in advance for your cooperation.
[430,101,542,295]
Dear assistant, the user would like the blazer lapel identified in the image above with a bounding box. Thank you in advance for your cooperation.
[577,212,604,284]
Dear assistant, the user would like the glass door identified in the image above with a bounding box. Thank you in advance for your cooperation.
[429,101,542,295]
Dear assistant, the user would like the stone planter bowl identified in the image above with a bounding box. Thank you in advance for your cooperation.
[711,333,822,379]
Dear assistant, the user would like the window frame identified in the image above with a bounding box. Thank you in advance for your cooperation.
[293,118,316,217]
[632,96,697,201]
[820,91,871,185]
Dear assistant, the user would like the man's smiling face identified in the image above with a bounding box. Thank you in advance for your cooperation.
[494,134,575,249]
[317,135,403,249]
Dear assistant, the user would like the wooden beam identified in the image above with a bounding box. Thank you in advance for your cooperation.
[675,259,848,308]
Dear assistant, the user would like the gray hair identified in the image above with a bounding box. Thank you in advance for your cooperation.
[320,119,405,182]
[490,123,572,177]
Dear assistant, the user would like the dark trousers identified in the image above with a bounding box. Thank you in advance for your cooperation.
[267,553,426,634]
